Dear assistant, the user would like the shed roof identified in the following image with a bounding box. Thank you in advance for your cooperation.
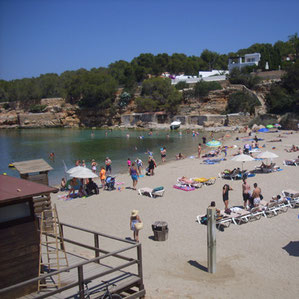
[0,175,57,204]
[13,159,53,174]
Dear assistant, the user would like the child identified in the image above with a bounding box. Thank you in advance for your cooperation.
[99,166,106,188]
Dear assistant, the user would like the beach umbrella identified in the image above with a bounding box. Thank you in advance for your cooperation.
[69,166,98,179]
[67,166,85,174]
[258,128,269,133]
[266,124,274,128]
[206,139,222,147]
[257,151,278,159]
[231,154,255,171]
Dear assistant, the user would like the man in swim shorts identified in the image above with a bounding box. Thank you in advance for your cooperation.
[252,183,261,206]
[105,157,112,174]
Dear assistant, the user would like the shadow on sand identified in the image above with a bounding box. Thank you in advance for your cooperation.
[187,260,208,272]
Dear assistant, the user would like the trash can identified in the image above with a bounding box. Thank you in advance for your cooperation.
[152,221,168,241]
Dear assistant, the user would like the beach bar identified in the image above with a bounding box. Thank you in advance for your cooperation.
[0,175,58,299]
[13,159,53,186]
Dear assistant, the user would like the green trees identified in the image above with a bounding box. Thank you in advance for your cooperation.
[136,77,182,114]
[266,60,299,114]
[226,91,260,115]
[193,81,222,97]
[228,67,261,89]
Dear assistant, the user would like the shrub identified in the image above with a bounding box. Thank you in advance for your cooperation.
[175,81,188,90]
[135,97,157,112]
[29,104,47,113]
[226,91,260,115]
[228,68,261,89]
[193,81,222,97]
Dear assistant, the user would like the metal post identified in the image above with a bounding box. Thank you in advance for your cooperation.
[94,233,100,264]
[207,207,216,273]
[77,265,84,299]
[137,244,144,291]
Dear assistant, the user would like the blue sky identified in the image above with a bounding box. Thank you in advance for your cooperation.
[0,0,298,80]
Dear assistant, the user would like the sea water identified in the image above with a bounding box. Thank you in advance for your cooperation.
[0,128,222,185]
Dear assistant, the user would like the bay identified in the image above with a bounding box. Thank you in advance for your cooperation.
[0,128,222,185]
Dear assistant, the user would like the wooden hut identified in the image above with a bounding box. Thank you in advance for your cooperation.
[13,159,53,186]
[0,175,57,299]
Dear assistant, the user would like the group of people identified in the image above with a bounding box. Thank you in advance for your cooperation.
[221,179,263,211]
[128,156,157,190]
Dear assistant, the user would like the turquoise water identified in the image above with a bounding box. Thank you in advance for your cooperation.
[0,128,222,185]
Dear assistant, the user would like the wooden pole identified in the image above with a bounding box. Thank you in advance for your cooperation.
[207,207,216,273]
[94,233,100,264]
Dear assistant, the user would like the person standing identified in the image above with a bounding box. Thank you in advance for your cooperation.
[198,143,202,158]
[222,184,233,210]
[99,166,106,188]
[129,162,139,190]
[136,158,143,175]
[130,210,142,242]
[242,178,251,209]
[127,158,132,171]
[252,183,262,207]
[161,147,167,163]
[105,157,112,174]
[148,156,157,176]
[91,159,97,174]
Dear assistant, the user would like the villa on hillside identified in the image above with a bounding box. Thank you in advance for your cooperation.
[162,70,228,85]
[228,53,261,72]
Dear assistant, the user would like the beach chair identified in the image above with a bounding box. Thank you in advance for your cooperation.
[283,159,299,166]
[282,189,299,208]
[177,177,202,188]
[191,177,216,186]
[196,213,234,228]
[248,206,266,221]
[138,186,165,198]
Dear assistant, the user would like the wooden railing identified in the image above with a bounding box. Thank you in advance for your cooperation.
[0,222,144,299]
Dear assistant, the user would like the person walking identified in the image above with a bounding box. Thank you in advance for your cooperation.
[105,157,112,174]
[129,162,139,190]
[130,210,142,242]
[136,158,143,175]
[242,178,251,209]
[148,156,157,176]
[160,147,167,163]
[222,184,233,210]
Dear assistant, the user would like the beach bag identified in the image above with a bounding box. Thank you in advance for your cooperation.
[260,194,264,200]
[225,208,231,215]
[135,222,144,231]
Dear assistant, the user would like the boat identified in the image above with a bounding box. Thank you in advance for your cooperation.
[170,121,181,130]
[8,163,15,168]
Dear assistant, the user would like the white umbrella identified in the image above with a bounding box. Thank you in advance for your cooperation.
[69,167,98,179]
[231,154,255,171]
[257,151,278,159]
[67,166,84,174]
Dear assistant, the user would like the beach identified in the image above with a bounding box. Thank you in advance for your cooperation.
[52,130,299,298]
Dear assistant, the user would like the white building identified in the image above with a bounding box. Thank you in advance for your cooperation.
[228,53,261,72]
[169,70,228,85]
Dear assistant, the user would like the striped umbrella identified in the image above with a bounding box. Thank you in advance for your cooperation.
[206,139,222,147]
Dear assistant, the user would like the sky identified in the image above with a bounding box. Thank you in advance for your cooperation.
[0,0,298,80]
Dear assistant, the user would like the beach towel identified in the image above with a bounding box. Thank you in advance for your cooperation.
[173,184,195,191]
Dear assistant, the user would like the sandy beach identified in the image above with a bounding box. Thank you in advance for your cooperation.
[52,130,299,299]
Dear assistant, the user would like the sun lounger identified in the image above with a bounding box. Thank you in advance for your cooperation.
[282,189,299,208]
[196,212,234,228]
[138,186,165,198]
[177,177,202,188]
[283,159,299,166]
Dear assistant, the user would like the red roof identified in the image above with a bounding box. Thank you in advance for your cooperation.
[0,175,57,204]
